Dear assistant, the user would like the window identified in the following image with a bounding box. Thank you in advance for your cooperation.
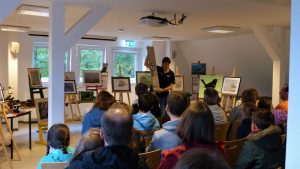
[77,45,105,82]
[113,49,138,78]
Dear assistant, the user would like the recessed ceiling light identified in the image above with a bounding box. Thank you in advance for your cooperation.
[142,36,171,41]
[17,5,49,17]
[118,29,124,32]
[0,25,30,32]
[202,26,241,34]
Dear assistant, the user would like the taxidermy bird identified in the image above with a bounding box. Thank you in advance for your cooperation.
[201,79,218,88]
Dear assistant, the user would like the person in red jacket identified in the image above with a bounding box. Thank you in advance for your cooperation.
[157,101,224,169]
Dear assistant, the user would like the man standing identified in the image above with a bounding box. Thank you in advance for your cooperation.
[67,106,147,169]
[275,84,288,113]
[145,56,175,115]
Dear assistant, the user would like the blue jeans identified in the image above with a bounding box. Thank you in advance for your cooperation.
[159,96,167,116]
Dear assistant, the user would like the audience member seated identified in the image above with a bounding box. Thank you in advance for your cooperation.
[204,87,227,124]
[81,91,116,134]
[67,104,148,169]
[157,101,223,169]
[257,96,272,110]
[236,102,257,139]
[275,84,288,113]
[230,88,258,122]
[235,109,285,169]
[133,92,160,131]
[132,83,148,115]
[70,128,104,163]
[147,92,189,153]
[174,149,230,169]
[37,124,74,169]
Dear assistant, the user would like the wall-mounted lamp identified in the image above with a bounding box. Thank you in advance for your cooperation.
[10,42,20,54]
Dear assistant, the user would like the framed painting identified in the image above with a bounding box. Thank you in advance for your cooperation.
[198,75,224,98]
[136,71,152,89]
[35,98,48,124]
[79,91,95,103]
[111,77,131,92]
[28,68,42,88]
[221,77,241,95]
[173,76,184,91]
[192,76,200,94]
[191,63,206,75]
[0,84,4,103]
[64,72,76,81]
[64,80,77,94]
[83,70,101,86]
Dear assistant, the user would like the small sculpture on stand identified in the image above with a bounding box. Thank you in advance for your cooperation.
[4,86,21,113]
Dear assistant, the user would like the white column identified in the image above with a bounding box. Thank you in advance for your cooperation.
[286,0,300,168]
[48,1,66,126]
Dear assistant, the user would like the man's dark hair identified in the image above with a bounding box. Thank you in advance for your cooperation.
[175,149,230,169]
[135,83,148,97]
[167,92,189,117]
[47,124,70,155]
[281,86,288,93]
[204,87,219,105]
[101,108,133,145]
[138,92,161,117]
[177,101,215,145]
[243,102,257,118]
[252,109,275,130]
[257,97,272,110]
[242,88,258,104]
[162,57,171,64]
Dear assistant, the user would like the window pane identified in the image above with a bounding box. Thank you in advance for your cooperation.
[80,49,103,77]
[113,52,136,78]
[34,47,48,78]
[64,52,68,71]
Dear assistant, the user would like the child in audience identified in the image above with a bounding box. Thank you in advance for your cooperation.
[81,91,116,134]
[132,83,148,115]
[236,102,257,139]
[70,128,104,163]
[133,92,160,131]
[204,87,227,124]
[36,124,74,169]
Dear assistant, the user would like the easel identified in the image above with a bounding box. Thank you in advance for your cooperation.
[34,98,48,145]
[221,66,237,111]
[28,75,46,101]
[0,122,13,169]
[113,66,131,105]
[0,103,21,161]
[64,94,82,121]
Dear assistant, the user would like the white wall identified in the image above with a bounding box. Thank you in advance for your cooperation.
[0,31,8,88]
[173,33,273,96]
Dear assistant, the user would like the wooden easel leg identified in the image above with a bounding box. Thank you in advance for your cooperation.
[75,102,82,119]
[0,125,13,169]
[127,93,130,105]
[35,124,47,145]
[3,117,21,161]
[68,95,75,121]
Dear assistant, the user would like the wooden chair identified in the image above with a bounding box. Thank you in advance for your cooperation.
[223,138,246,168]
[139,149,161,169]
[139,130,156,148]
[0,123,13,169]
[227,121,241,140]
[41,162,69,169]
[281,134,286,145]
[215,122,230,141]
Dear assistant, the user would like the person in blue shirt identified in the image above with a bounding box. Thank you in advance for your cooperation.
[36,124,74,169]
[81,91,116,134]
[133,92,160,131]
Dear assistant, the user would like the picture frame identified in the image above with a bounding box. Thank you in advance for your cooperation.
[35,98,48,124]
[0,84,4,103]
[221,77,241,95]
[83,70,101,86]
[192,76,200,94]
[79,91,95,103]
[111,77,131,92]
[64,80,77,94]
[28,68,42,88]
[173,76,184,91]
[198,75,224,98]
[136,71,152,89]
[64,72,76,81]
[191,63,206,75]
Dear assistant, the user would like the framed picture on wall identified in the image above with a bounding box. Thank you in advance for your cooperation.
[198,75,224,98]
[173,76,184,91]
[221,77,241,95]
[0,84,4,103]
[83,70,101,86]
[28,68,42,88]
[136,71,152,89]
[79,91,95,103]
[111,77,131,92]
[192,76,200,94]
[35,98,48,124]
[64,80,77,94]
[191,63,206,75]
[64,72,76,81]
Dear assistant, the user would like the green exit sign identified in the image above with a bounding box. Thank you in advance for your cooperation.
[125,40,135,47]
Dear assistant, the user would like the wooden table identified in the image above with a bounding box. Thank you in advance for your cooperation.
[6,111,31,159]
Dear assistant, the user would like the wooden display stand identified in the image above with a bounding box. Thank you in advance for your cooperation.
[35,122,47,145]
[64,94,82,121]
[0,103,21,161]
[0,123,13,169]
[113,92,131,105]
[146,46,160,89]
[221,66,237,111]
[85,85,102,94]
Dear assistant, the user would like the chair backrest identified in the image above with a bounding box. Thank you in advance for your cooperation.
[281,134,286,145]
[41,162,69,169]
[139,149,161,169]
[227,121,242,140]
[215,122,230,141]
[223,138,246,168]
[139,130,156,148]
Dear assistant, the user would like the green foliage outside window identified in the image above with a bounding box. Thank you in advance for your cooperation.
[80,49,103,77]
[113,53,135,78]
[34,47,48,77]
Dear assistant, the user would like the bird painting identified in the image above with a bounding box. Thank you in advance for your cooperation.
[201,79,218,88]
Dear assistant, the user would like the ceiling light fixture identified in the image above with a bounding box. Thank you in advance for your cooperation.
[142,36,171,41]
[140,13,187,27]
[202,26,241,34]
[17,4,49,17]
[0,25,31,32]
